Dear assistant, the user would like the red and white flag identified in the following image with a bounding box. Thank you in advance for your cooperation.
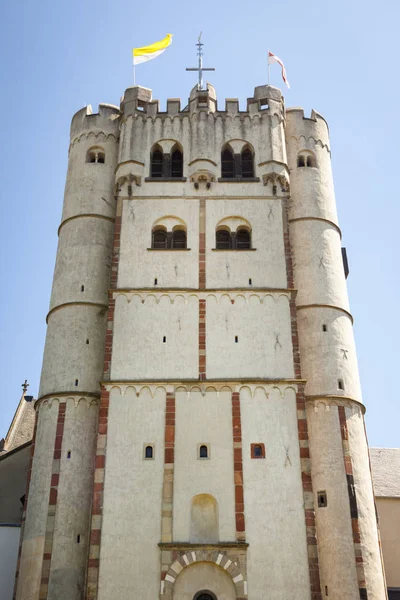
[268,51,290,89]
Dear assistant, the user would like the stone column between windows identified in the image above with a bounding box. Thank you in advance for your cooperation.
[13,412,39,600]
[85,198,122,600]
[338,406,368,598]
[283,197,322,600]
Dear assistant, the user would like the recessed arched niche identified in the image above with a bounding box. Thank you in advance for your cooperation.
[190,494,219,543]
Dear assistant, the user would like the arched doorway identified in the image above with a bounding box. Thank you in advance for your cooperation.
[173,562,235,600]
[194,592,217,600]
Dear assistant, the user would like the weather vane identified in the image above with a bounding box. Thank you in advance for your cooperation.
[186,32,215,91]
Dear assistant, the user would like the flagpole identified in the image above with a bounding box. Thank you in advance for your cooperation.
[133,62,136,86]
[267,48,271,85]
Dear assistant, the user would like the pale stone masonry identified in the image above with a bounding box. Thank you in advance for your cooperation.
[13,82,387,600]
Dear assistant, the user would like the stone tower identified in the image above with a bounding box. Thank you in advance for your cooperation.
[14,81,387,600]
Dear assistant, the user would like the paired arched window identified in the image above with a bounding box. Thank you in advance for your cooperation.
[221,144,254,179]
[297,151,316,168]
[86,147,105,164]
[216,227,251,250]
[150,144,183,178]
[151,226,187,249]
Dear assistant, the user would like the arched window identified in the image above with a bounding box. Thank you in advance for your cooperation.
[145,445,153,459]
[172,229,187,249]
[216,229,232,249]
[199,445,208,458]
[241,147,254,178]
[236,228,251,249]
[171,148,183,178]
[87,147,105,164]
[297,155,305,167]
[152,228,167,249]
[221,148,235,178]
[306,155,315,167]
[151,148,163,177]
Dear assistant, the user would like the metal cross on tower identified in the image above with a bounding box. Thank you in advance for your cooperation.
[186,32,215,91]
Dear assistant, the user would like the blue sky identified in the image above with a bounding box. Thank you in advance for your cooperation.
[0,0,398,447]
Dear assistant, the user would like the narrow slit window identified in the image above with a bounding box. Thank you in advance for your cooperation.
[338,379,344,390]
[86,339,89,344]
[249,278,252,285]
[318,491,328,507]
[145,445,154,459]
[322,324,327,332]
[81,285,84,292]
[163,336,166,343]
[235,336,238,343]
[76,534,81,544]
[75,379,78,386]
[67,451,71,459]
[154,278,158,285]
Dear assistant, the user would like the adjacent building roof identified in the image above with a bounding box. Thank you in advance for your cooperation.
[370,448,400,498]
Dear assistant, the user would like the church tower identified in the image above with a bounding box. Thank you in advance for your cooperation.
[13,74,387,600]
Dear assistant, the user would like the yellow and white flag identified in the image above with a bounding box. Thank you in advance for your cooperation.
[133,34,173,65]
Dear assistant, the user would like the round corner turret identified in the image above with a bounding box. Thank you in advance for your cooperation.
[70,103,120,141]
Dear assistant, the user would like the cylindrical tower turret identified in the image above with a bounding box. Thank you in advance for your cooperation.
[286,109,386,599]
[15,103,120,600]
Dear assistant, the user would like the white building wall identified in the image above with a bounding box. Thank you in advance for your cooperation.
[173,390,235,542]
[206,293,294,379]
[241,386,311,600]
[117,199,199,290]
[111,294,198,380]
[0,526,20,600]
[98,386,165,600]
[206,199,287,290]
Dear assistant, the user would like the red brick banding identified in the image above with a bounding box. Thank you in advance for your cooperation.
[85,205,122,600]
[232,391,245,541]
[283,199,322,600]
[13,412,39,600]
[199,198,206,290]
[38,400,67,600]
[338,406,368,596]
[199,299,206,380]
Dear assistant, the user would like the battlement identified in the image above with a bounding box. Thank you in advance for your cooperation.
[70,102,120,141]
[286,107,330,150]
[118,83,285,120]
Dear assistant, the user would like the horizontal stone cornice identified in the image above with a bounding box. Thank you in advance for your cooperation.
[296,303,353,323]
[46,301,108,323]
[58,213,115,235]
